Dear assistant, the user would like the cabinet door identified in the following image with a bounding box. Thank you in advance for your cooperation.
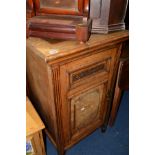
[70,82,108,138]
[59,47,118,145]
[34,0,89,16]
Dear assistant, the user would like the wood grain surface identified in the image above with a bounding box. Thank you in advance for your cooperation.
[26,97,45,137]
[27,31,129,155]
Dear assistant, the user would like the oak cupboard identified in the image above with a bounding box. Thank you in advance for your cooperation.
[26,30,129,155]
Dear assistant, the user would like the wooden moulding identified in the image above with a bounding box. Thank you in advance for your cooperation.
[27,15,92,42]
[34,0,89,16]
[90,0,128,34]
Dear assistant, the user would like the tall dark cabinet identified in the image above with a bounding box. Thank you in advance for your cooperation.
[90,0,128,33]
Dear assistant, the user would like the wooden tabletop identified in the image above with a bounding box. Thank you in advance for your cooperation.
[26,97,45,137]
[26,30,129,63]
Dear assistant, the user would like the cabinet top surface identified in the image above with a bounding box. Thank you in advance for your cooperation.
[27,30,129,63]
[26,97,45,137]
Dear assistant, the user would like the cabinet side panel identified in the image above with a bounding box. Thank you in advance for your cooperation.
[26,45,57,142]
[109,0,128,25]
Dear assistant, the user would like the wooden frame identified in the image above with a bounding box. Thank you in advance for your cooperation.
[34,0,89,16]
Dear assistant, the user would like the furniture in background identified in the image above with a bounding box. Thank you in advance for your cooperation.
[109,41,129,126]
[26,30,129,155]
[26,97,46,155]
[90,0,128,33]
[26,0,92,42]
[26,0,128,41]
[109,5,129,126]
[33,0,89,16]
[26,0,35,20]
[26,0,35,38]
[27,15,92,42]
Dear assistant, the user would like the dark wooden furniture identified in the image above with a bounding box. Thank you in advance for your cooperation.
[109,41,129,126]
[90,0,128,33]
[27,0,92,42]
[26,0,35,20]
[27,30,129,155]
[26,0,35,38]
[33,0,89,16]
[27,15,92,42]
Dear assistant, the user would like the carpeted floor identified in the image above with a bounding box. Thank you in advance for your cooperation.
[45,91,129,155]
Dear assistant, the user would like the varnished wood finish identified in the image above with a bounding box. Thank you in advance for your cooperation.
[26,0,91,42]
[109,40,129,126]
[26,0,35,20]
[27,31,129,155]
[90,0,128,33]
[26,97,45,136]
[27,15,92,42]
[34,0,89,16]
[109,59,128,126]
[26,0,35,38]
[26,97,46,155]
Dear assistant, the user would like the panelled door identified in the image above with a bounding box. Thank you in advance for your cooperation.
[59,46,119,145]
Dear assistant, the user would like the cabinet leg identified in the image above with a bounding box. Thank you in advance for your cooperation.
[101,124,107,133]
[58,149,66,155]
